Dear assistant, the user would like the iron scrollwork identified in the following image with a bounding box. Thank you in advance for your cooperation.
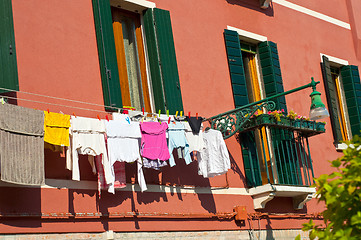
[208,101,276,139]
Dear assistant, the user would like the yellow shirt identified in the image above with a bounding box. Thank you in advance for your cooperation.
[44,111,71,147]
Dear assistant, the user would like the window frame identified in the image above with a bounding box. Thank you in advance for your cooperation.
[320,54,352,150]
[93,0,183,114]
[225,26,283,186]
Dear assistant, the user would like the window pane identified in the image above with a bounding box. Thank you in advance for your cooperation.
[112,8,152,112]
[121,17,143,110]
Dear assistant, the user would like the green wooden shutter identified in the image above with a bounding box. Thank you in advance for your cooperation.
[0,0,19,93]
[321,56,343,143]
[341,65,361,137]
[258,41,287,112]
[92,0,122,109]
[224,29,262,187]
[224,29,249,108]
[143,8,183,115]
[258,41,294,184]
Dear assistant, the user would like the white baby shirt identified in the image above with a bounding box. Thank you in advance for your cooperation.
[105,120,147,193]
[67,116,113,188]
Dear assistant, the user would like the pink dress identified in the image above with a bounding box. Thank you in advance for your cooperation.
[140,122,170,161]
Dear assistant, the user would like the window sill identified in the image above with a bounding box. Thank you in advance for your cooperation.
[248,183,316,210]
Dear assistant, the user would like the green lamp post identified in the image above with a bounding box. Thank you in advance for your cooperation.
[309,77,330,120]
[205,77,330,139]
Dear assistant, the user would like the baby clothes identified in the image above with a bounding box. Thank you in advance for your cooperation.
[67,116,113,188]
[43,111,71,147]
[112,112,131,123]
[105,120,147,193]
[198,129,231,178]
[186,116,203,134]
[184,121,204,152]
[168,122,191,167]
[140,122,170,161]
[143,158,168,170]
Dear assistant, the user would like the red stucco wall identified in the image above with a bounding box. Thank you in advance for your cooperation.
[3,0,358,233]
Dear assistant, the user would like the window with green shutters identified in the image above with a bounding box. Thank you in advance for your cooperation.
[224,29,292,188]
[92,0,183,114]
[321,55,361,144]
[0,0,19,93]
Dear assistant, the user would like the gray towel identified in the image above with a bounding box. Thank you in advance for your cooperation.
[0,103,45,185]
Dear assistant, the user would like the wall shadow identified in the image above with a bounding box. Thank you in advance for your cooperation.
[226,0,274,17]
[229,151,247,186]
[0,186,42,227]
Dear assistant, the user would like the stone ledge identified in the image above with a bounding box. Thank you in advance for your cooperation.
[249,184,316,209]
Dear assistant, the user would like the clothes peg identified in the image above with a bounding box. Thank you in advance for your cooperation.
[188,112,191,118]
[175,111,178,117]
[167,110,169,117]
[196,113,198,119]
[142,107,144,115]
[73,112,77,118]
[105,115,109,121]
[180,111,183,117]
[125,117,130,124]
[97,115,101,121]
[47,109,50,113]
[158,110,161,117]
[168,117,171,124]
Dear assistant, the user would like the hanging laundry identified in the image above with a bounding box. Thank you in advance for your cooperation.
[67,116,113,189]
[140,122,170,161]
[95,155,126,197]
[43,111,70,147]
[0,103,45,185]
[186,116,203,134]
[198,129,231,178]
[112,112,131,123]
[158,114,174,123]
[105,120,147,193]
[143,157,168,170]
[184,121,205,153]
[168,122,191,167]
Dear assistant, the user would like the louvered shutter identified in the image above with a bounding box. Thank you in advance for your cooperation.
[224,29,262,187]
[321,56,343,143]
[143,8,183,114]
[0,0,18,93]
[341,65,361,137]
[92,0,123,109]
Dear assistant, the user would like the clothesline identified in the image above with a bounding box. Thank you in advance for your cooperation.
[0,86,203,119]
[0,86,121,111]
[0,102,231,197]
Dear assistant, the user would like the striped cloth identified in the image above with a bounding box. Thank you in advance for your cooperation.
[0,103,44,185]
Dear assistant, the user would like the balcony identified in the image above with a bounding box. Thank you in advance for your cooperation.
[238,123,320,209]
[205,79,327,209]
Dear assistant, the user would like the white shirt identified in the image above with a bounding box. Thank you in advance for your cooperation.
[198,129,230,178]
[105,120,147,193]
[184,121,204,152]
[67,116,113,188]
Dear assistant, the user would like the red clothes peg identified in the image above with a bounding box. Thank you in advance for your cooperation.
[97,115,101,121]
[168,117,171,124]
[188,112,191,118]
[142,107,144,115]
[72,112,77,118]
[47,109,50,113]
[196,113,198,119]
[105,115,109,121]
